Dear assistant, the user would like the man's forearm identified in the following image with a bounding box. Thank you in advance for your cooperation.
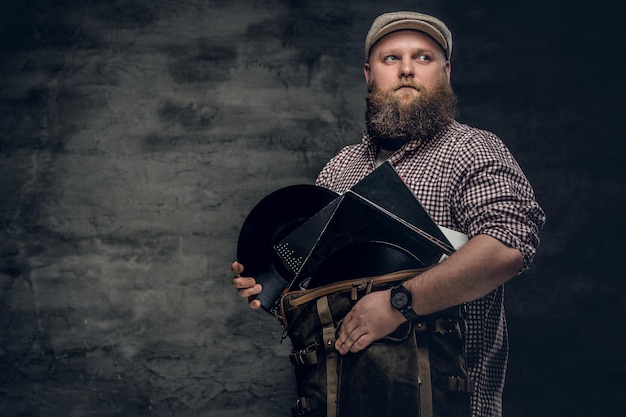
[403,234,524,315]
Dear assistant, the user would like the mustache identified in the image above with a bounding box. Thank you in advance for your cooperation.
[393,80,426,91]
[367,79,426,95]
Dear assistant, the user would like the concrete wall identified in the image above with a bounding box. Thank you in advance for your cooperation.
[0,0,622,416]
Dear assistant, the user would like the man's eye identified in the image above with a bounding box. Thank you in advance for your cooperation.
[384,55,398,62]
[417,55,431,62]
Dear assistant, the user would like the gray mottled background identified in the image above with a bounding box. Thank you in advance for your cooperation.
[1,0,623,416]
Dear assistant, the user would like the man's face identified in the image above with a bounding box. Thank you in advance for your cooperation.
[364,30,451,101]
[363,30,456,150]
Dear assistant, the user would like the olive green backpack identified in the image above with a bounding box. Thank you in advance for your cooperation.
[279,269,475,417]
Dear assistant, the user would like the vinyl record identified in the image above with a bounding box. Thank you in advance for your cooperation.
[305,241,425,289]
[236,184,338,311]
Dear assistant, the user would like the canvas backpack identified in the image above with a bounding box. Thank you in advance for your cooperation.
[279,269,475,417]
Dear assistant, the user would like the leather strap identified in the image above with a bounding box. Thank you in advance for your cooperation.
[291,396,320,416]
[280,269,426,326]
[432,318,464,339]
[289,344,319,366]
[415,321,434,417]
[317,296,337,417]
[445,376,476,393]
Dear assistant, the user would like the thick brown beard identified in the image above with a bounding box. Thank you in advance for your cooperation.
[365,78,458,150]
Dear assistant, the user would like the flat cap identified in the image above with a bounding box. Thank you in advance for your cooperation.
[365,11,452,61]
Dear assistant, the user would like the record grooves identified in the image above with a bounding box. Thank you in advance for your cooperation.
[236,185,338,313]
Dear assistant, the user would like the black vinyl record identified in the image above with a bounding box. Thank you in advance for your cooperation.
[236,184,338,312]
[305,241,425,289]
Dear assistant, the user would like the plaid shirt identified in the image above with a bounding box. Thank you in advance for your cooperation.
[316,120,545,417]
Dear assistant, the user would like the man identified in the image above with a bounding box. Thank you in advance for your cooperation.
[232,11,545,417]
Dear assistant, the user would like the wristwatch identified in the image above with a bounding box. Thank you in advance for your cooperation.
[390,284,420,321]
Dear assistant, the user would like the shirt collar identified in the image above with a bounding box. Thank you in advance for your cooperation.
[362,121,455,158]
[361,131,426,158]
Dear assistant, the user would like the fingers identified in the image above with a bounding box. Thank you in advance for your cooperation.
[231,262,262,310]
[231,261,244,274]
[336,327,371,354]
[231,261,256,292]
[231,275,257,289]
[233,279,263,310]
[232,276,262,296]
[248,298,262,309]
[335,313,369,354]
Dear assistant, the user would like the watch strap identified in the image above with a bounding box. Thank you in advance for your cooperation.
[391,285,420,322]
[400,304,420,321]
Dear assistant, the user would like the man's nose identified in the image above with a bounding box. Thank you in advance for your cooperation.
[399,58,415,78]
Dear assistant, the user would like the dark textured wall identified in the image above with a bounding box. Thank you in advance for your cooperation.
[0,1,623,416]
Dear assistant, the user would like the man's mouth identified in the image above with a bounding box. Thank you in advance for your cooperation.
[396,84,421,92]
[395,87,421,98]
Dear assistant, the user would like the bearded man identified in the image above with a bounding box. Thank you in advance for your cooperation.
[233,11,545,417]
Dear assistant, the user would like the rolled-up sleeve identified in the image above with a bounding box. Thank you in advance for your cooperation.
[453,134,546,270]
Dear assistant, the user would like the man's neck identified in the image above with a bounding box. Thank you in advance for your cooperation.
[376,147,395,167]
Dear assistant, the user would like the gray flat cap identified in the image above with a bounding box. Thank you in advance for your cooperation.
[365,11,453,61]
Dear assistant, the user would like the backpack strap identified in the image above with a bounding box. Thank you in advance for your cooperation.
[292,396,320,416]
[317,295,338,417]
[415,320,434,417]
[279,269,425,327]
[290,344,319,366]
[445,376,476,393]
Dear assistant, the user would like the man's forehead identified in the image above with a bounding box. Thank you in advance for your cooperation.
[370,30,446,56]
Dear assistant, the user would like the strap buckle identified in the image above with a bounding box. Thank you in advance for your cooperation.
[292,397,317,416]
[447,376,476,393]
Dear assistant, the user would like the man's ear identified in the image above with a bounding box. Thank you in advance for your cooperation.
[364,63,371,84]
[444,61,451,81]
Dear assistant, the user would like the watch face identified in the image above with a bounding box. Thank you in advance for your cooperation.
[391,290,410,309]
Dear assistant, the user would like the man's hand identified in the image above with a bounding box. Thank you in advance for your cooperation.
[231,261,263,309]
[335,289,405,355]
